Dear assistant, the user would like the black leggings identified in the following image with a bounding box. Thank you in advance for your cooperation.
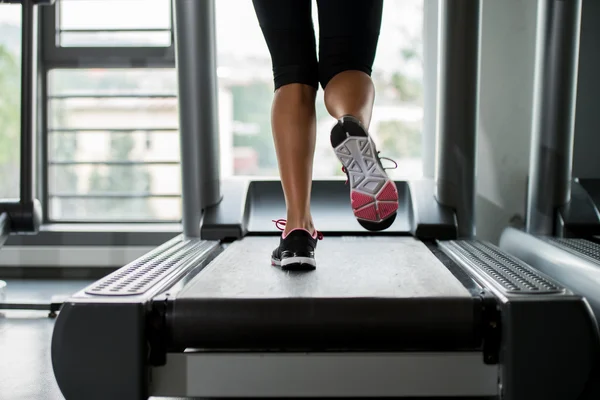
[252,0,383,90]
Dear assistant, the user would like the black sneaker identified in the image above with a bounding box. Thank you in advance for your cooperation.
[271,219,323,271]
[331,115,399,232]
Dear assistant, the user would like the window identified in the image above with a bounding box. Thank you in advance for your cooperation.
[56,0,172,47]
[42,0,424,223]
[44,0,179,223]
[0,4,21,200]
[47,69,180,222]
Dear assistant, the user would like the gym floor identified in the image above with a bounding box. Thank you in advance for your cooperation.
[0,280,187,400]
[0,280,87,400]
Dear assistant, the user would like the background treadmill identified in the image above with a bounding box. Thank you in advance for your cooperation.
[499,0,600,330]
[51,0,600,399]
[0,0,43,252]
[0,0,47,313]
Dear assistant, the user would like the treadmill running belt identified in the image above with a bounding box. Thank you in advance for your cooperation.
[168,237,479,350]
[179,236,469,298]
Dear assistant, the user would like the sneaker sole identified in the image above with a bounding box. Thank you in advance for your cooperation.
[331,118,399,232]
[271,257,316,272]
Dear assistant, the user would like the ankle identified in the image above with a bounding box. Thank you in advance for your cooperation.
[283,216,314,236]
[339,114,369,129]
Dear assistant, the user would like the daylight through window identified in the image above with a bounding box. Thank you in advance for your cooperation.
[1,0,424,222]
[0,4,21,200]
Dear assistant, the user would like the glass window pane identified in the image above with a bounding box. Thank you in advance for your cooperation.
[373,1,424,179]
[48,69,177,95]
[48,164,180,196]
[49,131,179,162]
[59,31,171,48]
[0,5,21,199]
[49,97,178,130]
[49,197,181,222]
[57,0,172,47]
[47,69,181,222]
[215,0,424,179]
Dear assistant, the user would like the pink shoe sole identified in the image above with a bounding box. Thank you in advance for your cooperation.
[351,180,399,223]
[332,118,399,230]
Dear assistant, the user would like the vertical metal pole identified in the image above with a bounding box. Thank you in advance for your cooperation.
[526,0,582,235]
[435,0,481,238]
[0,213,8,248]
[173,0,221,238]
[422,0,439,179]
[19,0,37,204]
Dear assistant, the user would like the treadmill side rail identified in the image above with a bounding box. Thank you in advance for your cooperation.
[500,228,600,322]
[408,179,458,240]
[201,179,250,240]
[441,239,599,400]
[51,237,220,400]
[151,352,498,398]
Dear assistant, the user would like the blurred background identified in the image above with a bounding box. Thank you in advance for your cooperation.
[0,0,424,223]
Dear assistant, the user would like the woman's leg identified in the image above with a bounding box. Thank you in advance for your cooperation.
[252,0,319,235]
[324,70,375,128]
[271,85,317,234]
[317,0,399,231]
[317,0,383,128]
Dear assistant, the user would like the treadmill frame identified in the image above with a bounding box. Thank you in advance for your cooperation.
[50,231,600,400]
[497,1,600,398]
[200,178,458,241]
[150,352,498,398]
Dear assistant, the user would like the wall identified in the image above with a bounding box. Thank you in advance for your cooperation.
[573,0,600,178]
[475,0,538,243]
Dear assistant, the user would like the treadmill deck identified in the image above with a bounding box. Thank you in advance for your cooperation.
[168,237,478,350]
[178,236,470,299]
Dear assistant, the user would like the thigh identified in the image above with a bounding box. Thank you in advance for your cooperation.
[253,0,319,89]
[316,0,383,88]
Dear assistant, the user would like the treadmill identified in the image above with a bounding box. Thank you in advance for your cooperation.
[50,1,600,399]
[0,0,46,310]
[500,0,600,346]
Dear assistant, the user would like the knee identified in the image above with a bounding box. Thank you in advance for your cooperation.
[318,34,380,89]
[273,64,319,92]
[274,82,317,104]
[319,65,373,91]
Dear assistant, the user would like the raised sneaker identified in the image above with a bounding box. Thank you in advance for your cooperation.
[331,115,399,231]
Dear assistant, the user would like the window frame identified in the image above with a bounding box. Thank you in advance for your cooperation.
[38,1,178,225]
[40,1,176,69]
